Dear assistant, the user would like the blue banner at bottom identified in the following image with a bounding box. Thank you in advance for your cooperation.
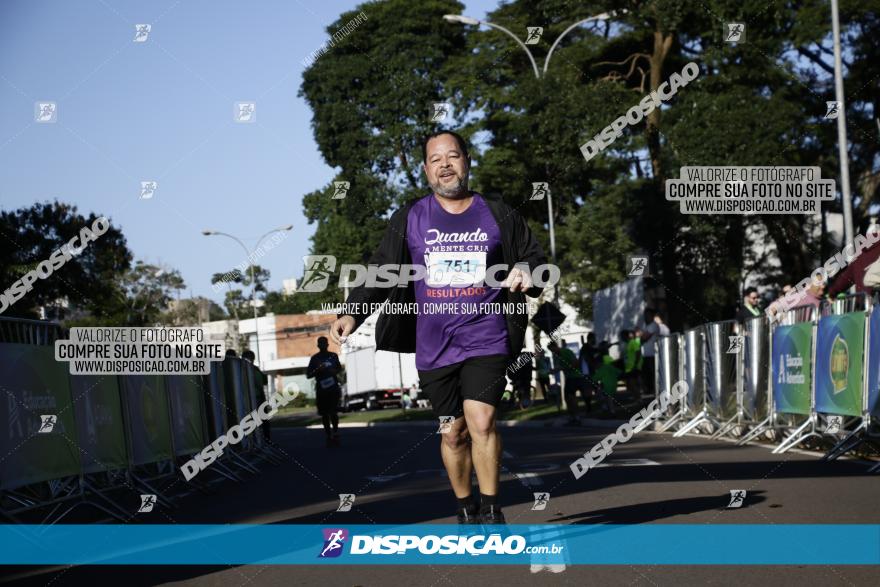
[1,524,878,565]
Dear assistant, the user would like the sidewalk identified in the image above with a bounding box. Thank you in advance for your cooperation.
[286,416,626,430]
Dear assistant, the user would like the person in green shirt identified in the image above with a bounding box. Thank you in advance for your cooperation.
[548,341,591,424]
[623,330,643,401]
[591,342,622,413]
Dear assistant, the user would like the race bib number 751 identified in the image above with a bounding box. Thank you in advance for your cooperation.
[426,251,486,287]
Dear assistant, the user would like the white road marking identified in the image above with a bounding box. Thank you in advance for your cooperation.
[365,473,409,482]
[594,458,660,467]
[514,472,543,486]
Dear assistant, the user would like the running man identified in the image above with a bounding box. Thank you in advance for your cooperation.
[330,130,547,524]
[306,336,343,447]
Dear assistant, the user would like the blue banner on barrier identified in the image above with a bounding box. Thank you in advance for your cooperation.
[1,524,878,565]
[814,313,865,417]
[868,308,880,420]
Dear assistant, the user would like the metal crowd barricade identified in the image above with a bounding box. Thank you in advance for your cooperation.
[0,316,63,345]
[703,320,740,435]
[673,321,740,438]
[655,333,685,432]
[0,316,292,523]
[819,294,880,462]
[773,294,870,454]
[770,304,821,454]
[736,304,816,447]
[726,316,771,442]
[672,326,708,436]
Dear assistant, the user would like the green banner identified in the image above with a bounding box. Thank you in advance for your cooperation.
[121,375,172,466]
[69,374,127,474]
[0,344,80,490]
[772,322,813,415]
[815,312,865,417]
[166,375,207,456]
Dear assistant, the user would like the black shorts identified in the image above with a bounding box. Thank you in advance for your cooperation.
[316,388,341,415]
[417,354,510,418]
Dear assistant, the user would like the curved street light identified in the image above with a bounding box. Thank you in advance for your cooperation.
[442,11,619,279]
[543,13,611,74]
[202,224,293,367]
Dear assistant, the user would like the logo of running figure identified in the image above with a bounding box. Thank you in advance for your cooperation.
[38,415,57,433]
[318,528,348,558]
[35,102,57,123]
[825,415,843,434]
[140,181,158,200]
[525,27,543,45]
[235,102,256,123]
[727,489,746,509]
[824,101,841,120]
[529,182,549,201]
[531,492,550,511]
[332,181,350,200]
[725,23,745,43]
[138,494,157,513]
[133,24,151,42]
[629,256,648,277]
[437,416,455,434]
[336,494,355,512]
[299,255,337,292]
[431,102,452,122]
[727,335,744,354]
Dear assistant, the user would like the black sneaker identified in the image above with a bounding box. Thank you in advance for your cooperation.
[479,505,506,525]
[457,505,479,525]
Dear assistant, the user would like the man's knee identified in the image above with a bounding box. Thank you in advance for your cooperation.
[441,422,470,450]
[466,411,496,437]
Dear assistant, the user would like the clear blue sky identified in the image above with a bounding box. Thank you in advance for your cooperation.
[0,0,498,306]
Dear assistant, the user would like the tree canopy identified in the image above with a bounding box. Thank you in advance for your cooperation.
[297,0,880,329]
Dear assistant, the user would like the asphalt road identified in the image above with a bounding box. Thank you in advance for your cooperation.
[5,421,879,586]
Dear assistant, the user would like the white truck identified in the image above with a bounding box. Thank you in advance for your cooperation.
[342,346,419,411]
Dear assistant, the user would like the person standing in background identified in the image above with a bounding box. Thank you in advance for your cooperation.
[534,348,551,402]
[640,309,669,396]
[548,341,591,425]
[735,287,762,323]
[307,336,343,447]
[623,330,643,401]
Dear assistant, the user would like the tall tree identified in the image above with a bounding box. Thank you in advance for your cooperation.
[298,0,470,305]
[449,0,879,326]
[0,201,131,320]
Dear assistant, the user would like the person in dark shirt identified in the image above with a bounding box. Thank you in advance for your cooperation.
[578,332,600,377]
[735,287,762,323]
[307,336,343,447]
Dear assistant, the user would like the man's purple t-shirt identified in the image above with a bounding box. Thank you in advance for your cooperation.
[407,193,509,370]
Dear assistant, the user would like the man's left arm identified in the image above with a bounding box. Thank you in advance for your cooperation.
[510,210,548,298]
[329,352,343,376]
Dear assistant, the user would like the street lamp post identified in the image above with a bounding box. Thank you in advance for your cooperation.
[444,12,617,410]
[443,12,614,278]
[202,225,293,368]
[830,0,854,248]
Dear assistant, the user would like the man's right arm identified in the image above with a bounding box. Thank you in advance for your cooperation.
[331,207,408,344]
